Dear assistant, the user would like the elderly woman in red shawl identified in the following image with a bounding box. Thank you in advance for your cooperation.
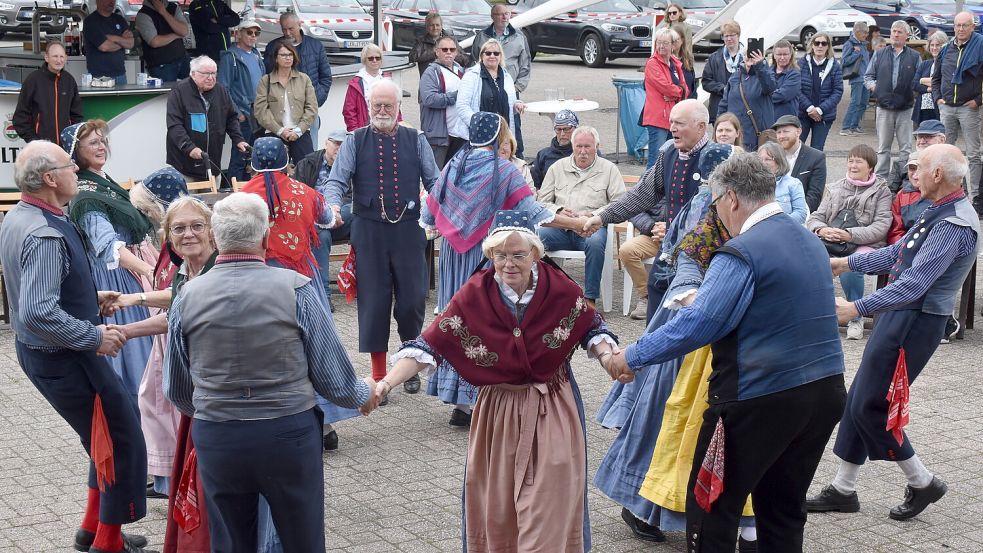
[377,210,622,553]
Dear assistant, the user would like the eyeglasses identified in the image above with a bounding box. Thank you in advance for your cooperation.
[242,29,259,36]
[438,47,457,52]
[555,126,574,133]
[194,70,217,77]
[277,53,294,58]
[170,222,207,236]
[483,51,501,57]
[492,251,531,263]
[47,162,78,173]
[813,40,829,46]
[365,55,382,61]
[371,102,396,112]
[709,190,730,209]
[955,23,975,28]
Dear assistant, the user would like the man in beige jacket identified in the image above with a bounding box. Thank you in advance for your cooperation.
[537,126,626,306]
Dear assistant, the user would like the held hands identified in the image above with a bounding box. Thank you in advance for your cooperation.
[96,324,127,357]
[604,351,634,384]
[359,377,380,415]
[835,297,860,325]
[830,256,850,277]
[97,291,121,317]
[330,205,343,228]
[582,214,604,235]
[650,221,667,242]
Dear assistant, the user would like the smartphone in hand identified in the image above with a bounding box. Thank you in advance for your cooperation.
[747,37,765,57]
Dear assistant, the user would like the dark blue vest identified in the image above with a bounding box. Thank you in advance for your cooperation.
[351,126,422,223]
[661,145,702,224]
[888,194,980,314]
[709,213,844,403]
[42,210,101,326]
[873,46,920,110]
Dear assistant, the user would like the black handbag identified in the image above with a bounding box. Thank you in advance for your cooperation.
[822,208,859,257]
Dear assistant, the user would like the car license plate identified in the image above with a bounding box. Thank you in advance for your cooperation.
[344,40,372,49]
[640,40,652,47]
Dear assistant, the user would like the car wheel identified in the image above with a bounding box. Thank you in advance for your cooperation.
[907,20,922,40]
[579,32,605,68]
[799,27,816,47]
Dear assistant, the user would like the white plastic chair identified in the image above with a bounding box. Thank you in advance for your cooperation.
[546,223,616,312]
[620,222,657,316]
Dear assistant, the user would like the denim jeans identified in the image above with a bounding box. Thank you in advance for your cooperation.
[312,203,353,294]
[147,56,190,82]
[799,117,832,151]
[309,115,321,151]
[841,81,870,130]
[646,126,670,168]
[538,225,607,299]
[226,118,253,183]
[839,271,865,322]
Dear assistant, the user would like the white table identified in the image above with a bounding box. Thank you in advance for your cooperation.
[523,99,601,115]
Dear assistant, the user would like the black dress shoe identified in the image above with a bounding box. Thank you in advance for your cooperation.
[738,536,757,552]
[620,507,666,542]
[323,430,339,451]
[889,476,947,521]
[404,374,421,394]
[90,544,158,553]
[74,529,149,552]
[144,482,166,500]
[806,485,860,513]
[449,408,472,427]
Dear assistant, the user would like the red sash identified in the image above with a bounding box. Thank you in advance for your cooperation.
[421,262,597,386]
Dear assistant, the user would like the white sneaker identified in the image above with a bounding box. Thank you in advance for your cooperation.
[630,299,648,320]
[846,319,864,340]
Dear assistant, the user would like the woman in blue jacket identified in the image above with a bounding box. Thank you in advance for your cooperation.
[717,48,776,151]
[797,32,843,151]
[770,39,801,120]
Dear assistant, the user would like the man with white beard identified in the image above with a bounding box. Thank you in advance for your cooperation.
[324,79,440,395]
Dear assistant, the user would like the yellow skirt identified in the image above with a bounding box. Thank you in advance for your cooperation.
[638,345,753,517]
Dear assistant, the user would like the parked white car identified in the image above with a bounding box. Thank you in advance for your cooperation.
[784,1,875,47]
[245,0,375,54]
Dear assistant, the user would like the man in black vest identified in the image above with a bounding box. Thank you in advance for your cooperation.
[863,20,920,180]
[135,0,191,81]
[323,79,440,393]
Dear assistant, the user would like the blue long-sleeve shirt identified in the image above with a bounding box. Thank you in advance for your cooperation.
[164,280,370,417]
[321,129,440,209]
[625,252,755,369]
[848,221,976,316]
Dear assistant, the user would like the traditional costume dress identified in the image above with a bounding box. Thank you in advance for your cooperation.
[393,210,618,552]
[420,112,553,409]
[61,123,156,404]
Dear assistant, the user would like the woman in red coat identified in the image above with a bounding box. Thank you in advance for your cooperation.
[642,27,688,168]
[342,44,403,131]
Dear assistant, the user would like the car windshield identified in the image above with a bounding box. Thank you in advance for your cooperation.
[295,0,366,14]
[678,0,728,8]
[428,0,490,13]
[581,0,638,13]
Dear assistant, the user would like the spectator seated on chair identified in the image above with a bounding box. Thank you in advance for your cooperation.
[536,126,625,307]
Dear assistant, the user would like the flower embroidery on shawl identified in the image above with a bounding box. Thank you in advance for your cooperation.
[542,296,587,349]
[439,315,498,367]
[77,181,99,193]
[277,232,300,251]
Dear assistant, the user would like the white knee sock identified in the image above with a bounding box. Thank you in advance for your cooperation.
[455,404,473,414]
[740,526,757,541]
[831,461,862,494]
[897,455,933,488]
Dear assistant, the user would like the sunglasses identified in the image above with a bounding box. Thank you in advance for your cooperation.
[483,51,501,57]
[667,10,679,15]
[242,29,259,36]
[813,40,829,46]
[439,47,457,52]
[366,55,382,61]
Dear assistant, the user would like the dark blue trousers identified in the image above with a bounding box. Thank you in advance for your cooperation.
[15,342,147,524]
[192,409,325,553]
[833,309,947,464]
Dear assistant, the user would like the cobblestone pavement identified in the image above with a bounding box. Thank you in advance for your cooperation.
[3,55,983,553]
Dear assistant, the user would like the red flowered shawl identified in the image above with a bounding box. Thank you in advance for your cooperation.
[421,261,597,386]
[242,172,323,277]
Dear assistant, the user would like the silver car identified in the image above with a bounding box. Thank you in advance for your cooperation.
[785,1,876,47]
[0,0,68,38]
[245,0,375,54]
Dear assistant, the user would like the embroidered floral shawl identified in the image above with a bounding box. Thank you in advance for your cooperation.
[69,169,155,245]
[242,172,323,277]
[675,208,732,272]
[421,261,597,386]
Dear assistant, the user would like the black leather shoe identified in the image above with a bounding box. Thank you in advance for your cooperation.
[889,476,947,521]
[74,529,149,552]
[806,485,860,513]
[620,507,666,542]
[738,537,757,552]
[404,374,421,394]
[323,430,339,451]
[89,544,158,553]
[449,408,472,427]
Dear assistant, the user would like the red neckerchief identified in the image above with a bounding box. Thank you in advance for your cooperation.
[242,173,322,277]
[21,194,65,216]
[421,262,597,388]
[886,348,910,446]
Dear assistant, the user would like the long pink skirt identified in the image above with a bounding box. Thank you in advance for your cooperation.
[465,380,586,553]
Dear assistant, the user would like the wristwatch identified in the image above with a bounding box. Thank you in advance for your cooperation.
[139,293,147,306]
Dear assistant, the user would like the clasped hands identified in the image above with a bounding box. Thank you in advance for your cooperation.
[358,377,380,415]
[599,346,634,384]
[561,208,599,237]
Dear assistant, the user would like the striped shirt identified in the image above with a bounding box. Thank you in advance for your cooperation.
[164,279,370,417]
[848,221,976,316]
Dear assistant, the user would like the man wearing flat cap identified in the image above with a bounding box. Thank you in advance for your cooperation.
[773,114,827,211]
[531,109,579,189]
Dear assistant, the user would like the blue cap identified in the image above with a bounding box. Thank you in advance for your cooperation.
[326,128,348,143]
[698,143,736,181]
[553,109,579,128]
[60,122,84,161]
[913,119,945,136]
[143,166,187,208]
[469,112,502,147]
[251,136,289,173]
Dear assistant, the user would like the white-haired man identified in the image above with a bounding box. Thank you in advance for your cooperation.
[164,192,377,553]
[864,20,920,179]
[324,79,440,393]
[165,55,248,184]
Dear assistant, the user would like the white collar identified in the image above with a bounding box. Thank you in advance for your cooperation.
[740,202,784,234]
[494,262,538,306]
